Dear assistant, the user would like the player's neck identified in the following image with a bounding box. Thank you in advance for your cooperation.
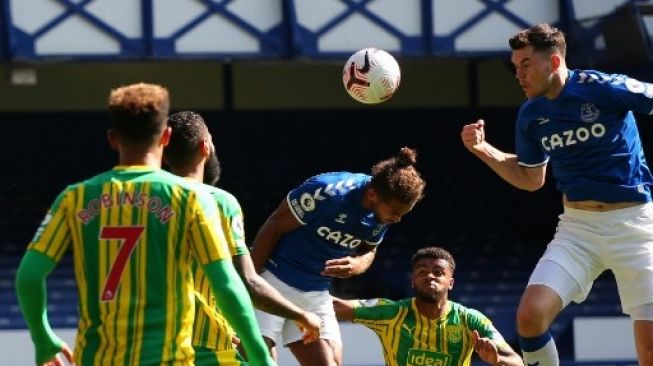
[544,67,568,100]
[119,148,163,168]
[415,297,448,319]
[173,166,204,182]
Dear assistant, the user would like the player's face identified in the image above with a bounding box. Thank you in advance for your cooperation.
[411,258,454,303]
[511,45,554,98]
[370,198,414,225]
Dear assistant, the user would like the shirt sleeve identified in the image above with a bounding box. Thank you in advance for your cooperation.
[465,308,509,348]
[577,71,653,115]
[188,190,231,266]
[28,188,73,263]
[352,298,399,322]
[286,176,339,225]
[219,193,249,257]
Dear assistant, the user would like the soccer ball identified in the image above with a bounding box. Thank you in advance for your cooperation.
[342,48,401,104]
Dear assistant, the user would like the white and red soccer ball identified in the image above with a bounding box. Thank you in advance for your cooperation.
[342,48,401,104]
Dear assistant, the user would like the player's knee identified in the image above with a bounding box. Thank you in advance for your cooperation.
[516,302,551,336]
[263,336,276,351]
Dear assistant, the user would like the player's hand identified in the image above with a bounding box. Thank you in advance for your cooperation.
[294,311,321,344]
[40,342,74,366]
[321,257,357,278]
[472,330,499,365]
[461,119,486,152]
[231,334,241,346]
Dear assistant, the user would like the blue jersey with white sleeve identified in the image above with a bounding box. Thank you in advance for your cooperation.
[266,172,388,291]
[515,69,653,203]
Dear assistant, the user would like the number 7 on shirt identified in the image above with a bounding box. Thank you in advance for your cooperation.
[99,226,145,301]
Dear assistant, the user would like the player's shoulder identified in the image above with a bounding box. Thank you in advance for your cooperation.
[356,298,401,308]
[292,171,370,208]
[449,300,489,321]
[305,171,370,185]
[353,298,405,320]
[204,185,237,201]
[205,186,243,210]
[573,68,623,81]
[568,69,632,91]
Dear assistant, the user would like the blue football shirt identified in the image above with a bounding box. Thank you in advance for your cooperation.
[266,172,388,291]
[516,69,653,203]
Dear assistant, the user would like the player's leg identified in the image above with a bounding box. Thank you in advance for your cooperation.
[517,269,565,366]
[289,339,340,366]
[283,289,341,366]
[263,335,277,360]
[608,204,653,366]
[254,270,318,361]
[253,307,285,361]
[518,209,603,366]
[632,312,653,365]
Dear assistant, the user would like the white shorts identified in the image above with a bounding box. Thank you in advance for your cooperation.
[528,203,653,315]
[255,270,341,347]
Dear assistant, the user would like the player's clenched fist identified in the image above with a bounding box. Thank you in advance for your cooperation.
[461,119,486,151]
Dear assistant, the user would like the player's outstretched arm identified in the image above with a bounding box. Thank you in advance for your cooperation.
[233,254,320,343]
[15,250,74,365]
[250,199,301,273]
[472,330,522,366]
[203,259,276,366]
[332,296,356,321]
[461,119,546,191]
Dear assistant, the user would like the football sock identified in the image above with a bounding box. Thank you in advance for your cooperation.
[519,332,559,366]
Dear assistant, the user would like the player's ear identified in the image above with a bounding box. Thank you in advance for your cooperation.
[107,129,119,150]
[365,186,378,203]
[448,277,454,290]
[199,139,211,158]
[159,126,172,147]
[550,53,561,72]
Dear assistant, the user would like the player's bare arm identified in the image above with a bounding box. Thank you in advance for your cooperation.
[461,119,546,191]
[321,244,377,278]
[472,330,522,366]
[250,199,302,273]
[233,254,321,343]
[331,296,356,321]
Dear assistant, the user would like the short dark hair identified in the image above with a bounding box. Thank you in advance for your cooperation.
[411,246,456,274]
[108,83,170,145]
[164,111,209,169]
[509,22,566,57]
[369,147,426,205]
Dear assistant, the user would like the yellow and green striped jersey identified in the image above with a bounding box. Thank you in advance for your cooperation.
[28,166,231,366]
[192,186,249,357]
[353,299,508,366]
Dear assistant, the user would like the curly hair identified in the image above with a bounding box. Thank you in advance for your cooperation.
[164,111,209,169]
[411,246,456,274]
[108,83,170,145]
[369,147,426,205]
[509,22,566,57]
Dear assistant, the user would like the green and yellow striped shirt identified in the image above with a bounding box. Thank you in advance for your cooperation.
[353,299,508,366]
[192,186,249,353]
[28,166,231,366]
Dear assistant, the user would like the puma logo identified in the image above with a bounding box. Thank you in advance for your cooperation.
[402,324,415,334]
